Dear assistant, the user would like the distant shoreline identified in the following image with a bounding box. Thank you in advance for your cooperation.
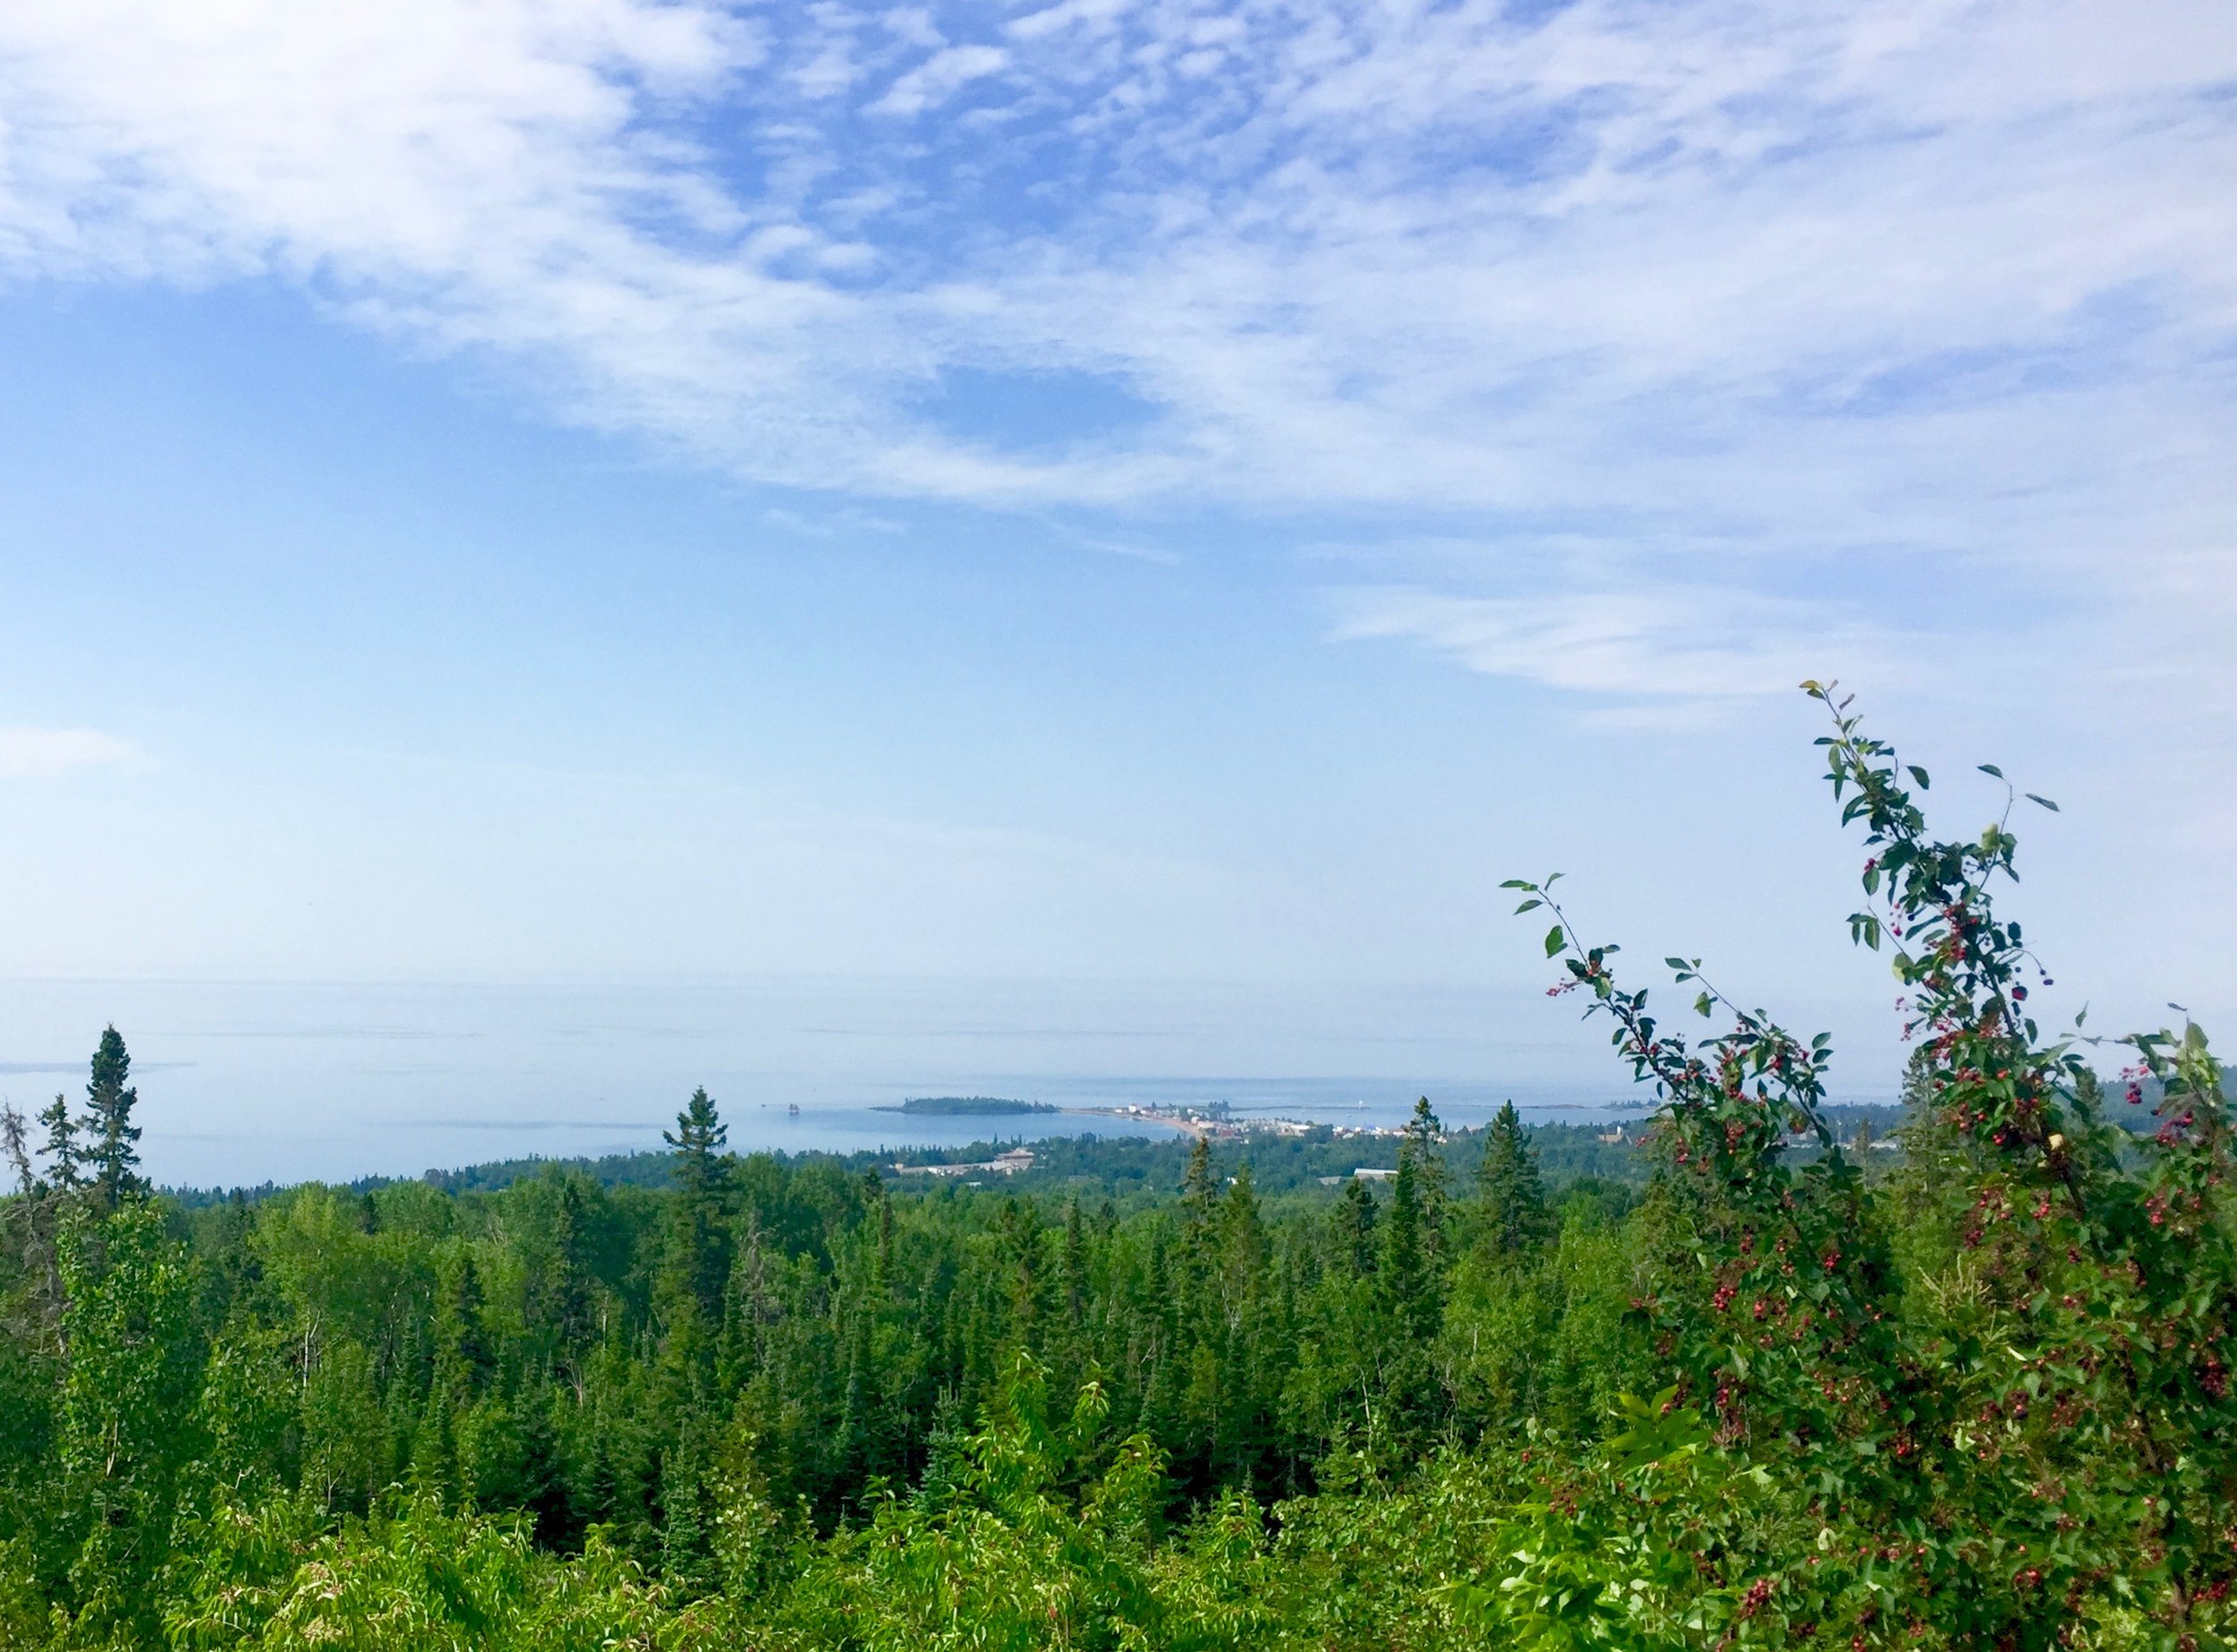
[1059,1105,1204,1136]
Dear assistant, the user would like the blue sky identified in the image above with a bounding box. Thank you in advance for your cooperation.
[0,0,2233,1177]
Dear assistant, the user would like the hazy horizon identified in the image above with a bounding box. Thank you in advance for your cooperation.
[4,972,1739,1187]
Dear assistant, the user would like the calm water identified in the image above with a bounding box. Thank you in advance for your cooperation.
[0,975,1629,1188]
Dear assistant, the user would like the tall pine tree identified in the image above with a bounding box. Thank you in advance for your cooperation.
[1331,1176,1378,1276]
[1178,1135,1218,1225]
[1379,1140,1435,1342]
[664,1087,729,1199]
[1178,1134,1220,1298]
[82,1026,144,1208]
[442,1254,493,1397]
[549,1176,597,1354]
[663,1087,732,1333]
[1475,1101,1552,1260]
[38,1093,82,1192]
[1403,1096,1450,1265]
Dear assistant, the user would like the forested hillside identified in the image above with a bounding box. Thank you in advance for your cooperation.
[2,692,2232,1649]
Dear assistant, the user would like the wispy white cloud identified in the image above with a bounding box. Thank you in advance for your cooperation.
[0,728,139,778]
[865,43,1009,117]
[1329,583,1910,721]
[0,0,2225,519]
[0,0,2230,711]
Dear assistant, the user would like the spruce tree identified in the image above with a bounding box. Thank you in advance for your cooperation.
[1403,1096,1450,1263]
[1211,1165,1271,1482]
[445,1254,492,1395]
[1897,1042,1936,1114]
[1138,1230,1181,1444]
[663,1088,731,1333]
[1404,1095,1444,1168]
[550,1177,596,1352]
[1331,1176,1378,1276]
[1218,1166,1268,1299]
[664,1087,729,1203]
[38,1093,82,1192]
[1060,1196,1088,1332]
[1178,1134,1220,1293]
[874,1178,896,1295]
[1379,1140,1434,1341]
[1,1103,31,1196]
[1374,1134,1445,1443]
[1179,1135,1217,1225]
[409,1387,457,1507]
[998,1195,1041,1334]
[82,1026,144,1207]
[1476,1100,1552,1260]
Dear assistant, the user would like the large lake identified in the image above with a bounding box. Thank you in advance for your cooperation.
[0,975,1632,1187]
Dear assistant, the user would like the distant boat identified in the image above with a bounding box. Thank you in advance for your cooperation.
[787,1103,800,1115]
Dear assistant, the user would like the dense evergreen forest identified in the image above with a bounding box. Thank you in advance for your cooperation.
[2,692,2233,1649]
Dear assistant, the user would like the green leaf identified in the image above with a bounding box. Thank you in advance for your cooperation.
[1544,925,1566,958]
[1500,878,1535,890]
[2027,793,2059,812]
[1908,765,1930,788]
[1514,898,1543,914]
[1978,763,2003,779]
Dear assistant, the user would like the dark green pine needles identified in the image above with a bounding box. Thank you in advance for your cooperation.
[1475,1100,1552,1260]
